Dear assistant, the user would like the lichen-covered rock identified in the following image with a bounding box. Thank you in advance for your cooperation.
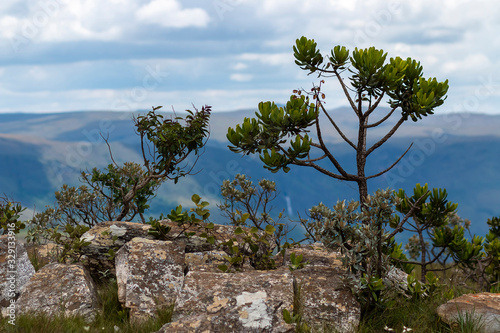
[115,237,185,322]
[185,250,254,273]
[283,242,342,267]
[285,243,360,333]
[16,263,98,320]
[0,235,35,317]
[25,242,65,267]
[155,312,296,333]
[80,220,275,280]
[80,221,153,279]
[436,292,500,333]
[292,266,359,332]
[161,266,295,332]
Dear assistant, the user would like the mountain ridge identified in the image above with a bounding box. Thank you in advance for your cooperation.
[1,109,499,240]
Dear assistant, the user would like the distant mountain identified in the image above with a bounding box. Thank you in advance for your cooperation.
[1,109,499,240]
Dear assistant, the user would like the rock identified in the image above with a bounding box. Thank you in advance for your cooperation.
[159,267,295,332]
[285,243,360,333]
[81,220,275,280]
[80,221,153,280]
[16,263,99,321]
[115,237,185,322]
[155,312,296,333]
[436,292,500,333]
[185,250,254,273]
[0,235,35,317]
[25,242,65,267]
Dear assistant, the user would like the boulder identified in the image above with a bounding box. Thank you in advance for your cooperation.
[115,237,186,322]
[16,263,98,320]
[80,220,275,280]
[0,235,35,317]
[285,243,360,332]
[159,267,295,332]
[436,292,500,333]
[80,221,153,279]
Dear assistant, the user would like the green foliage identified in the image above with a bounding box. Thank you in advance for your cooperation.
[218,174,294,251]
[282,279,311,333]
[481,216,500,291]
[288,252,309,271]
[311,189,409,313]
[84,162,162,222]
[0,197,25,235]
[218,223,278,272]
[148,194,213,242]
[394,184,483,282]
[228,36,449,204]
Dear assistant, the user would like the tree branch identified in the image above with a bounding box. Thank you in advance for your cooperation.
[366,116,405,156]
[366,106,398,128]
[366,143,413,179]
[334,69,359,116]
[317,99,356,150]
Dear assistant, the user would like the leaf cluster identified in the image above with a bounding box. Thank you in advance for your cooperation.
[0,196,26,235]
[134,105,211,181]
[227,96,316,173]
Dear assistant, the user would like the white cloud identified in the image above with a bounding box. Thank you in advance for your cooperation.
[230,73,253,82]
[136,0,210,28]
[238,53,291,66]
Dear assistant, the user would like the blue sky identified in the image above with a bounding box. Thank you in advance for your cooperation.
[0,0,499,114]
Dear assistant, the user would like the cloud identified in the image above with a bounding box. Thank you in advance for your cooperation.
[230,73,253,82]
[136,0,210,28]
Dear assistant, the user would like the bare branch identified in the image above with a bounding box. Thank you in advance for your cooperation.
[366,106,398,128]
[366,116,405,156]
[334,70,359,116]
[317,99,356,150]
[366,143,413,179]
[364,92,385,118]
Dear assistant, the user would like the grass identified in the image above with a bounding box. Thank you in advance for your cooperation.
[0,278,174,333]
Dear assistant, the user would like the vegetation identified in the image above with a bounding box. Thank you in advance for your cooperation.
[2,38,500,333]
[227,37,448,204]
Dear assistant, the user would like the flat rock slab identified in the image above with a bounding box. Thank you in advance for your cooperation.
[0,235,36,317]
[16,263,98,320]
[115,237,186,322]
[437,292,500,333]
[161,267,295,332]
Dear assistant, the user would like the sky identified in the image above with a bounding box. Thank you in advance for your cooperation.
[0,0,499,114]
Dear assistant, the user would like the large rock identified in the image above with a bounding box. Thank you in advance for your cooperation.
[80,221,153,279]
[16,263,99,320]
[158,267,296,332]
[285,243,360,332]
[81,220,275,279]
[436,292,500,333]
[0,235,35,318]
[115,237,186,322]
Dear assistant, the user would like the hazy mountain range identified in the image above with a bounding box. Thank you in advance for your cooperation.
[1,108,499,240]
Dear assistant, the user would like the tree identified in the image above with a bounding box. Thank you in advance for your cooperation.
[26,105,211,262]
[227,37,449,204]
[393,183,483,282]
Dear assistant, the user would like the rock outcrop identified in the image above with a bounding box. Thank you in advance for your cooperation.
[115,237,185,322]
[0,235,35,317]
[80,220,275,279]
[16,263,99,321]
[11,221,361,332]
[436,292,500,333]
